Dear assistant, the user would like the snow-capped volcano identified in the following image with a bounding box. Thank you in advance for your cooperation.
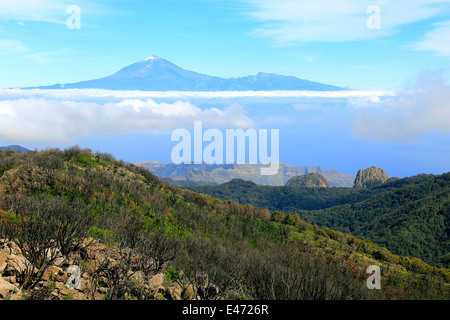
[30,55,345,91]
[144,55,160,61]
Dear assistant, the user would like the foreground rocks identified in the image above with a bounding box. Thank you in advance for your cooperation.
[0,238,199,300]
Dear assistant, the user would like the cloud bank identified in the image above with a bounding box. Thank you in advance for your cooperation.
[0,88,398,144]
[352,70,450,141]
[0,98,255,143]
[1,88,395,99]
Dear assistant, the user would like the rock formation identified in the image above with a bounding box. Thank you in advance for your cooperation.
[285,173,331,188]
[353,166,389,188]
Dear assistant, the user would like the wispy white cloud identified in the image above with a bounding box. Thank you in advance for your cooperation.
[352,70,450,141]
[0,39,28,55]
[17,48,79,64]
[0,0,88,63]
[0,40,77,64]
[243,0,450,43]
[413,20,450,57]
[0,0,71,24]
[0,0,100,24]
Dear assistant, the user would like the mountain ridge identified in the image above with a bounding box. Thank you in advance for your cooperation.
[0,145,31,153]
[135,161,355,187]
[28,55,346,91]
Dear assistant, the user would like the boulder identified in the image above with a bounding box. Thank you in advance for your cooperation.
[165,284,182,300]
[2,275,16,285]
[77,278,90,292]
[42,266,67,282]
[149,273,165,289]
[5,253,29,275]
[70,291,87,300]
[0,277,19,299]
[1,241,22,256]
[0,252,7,274]
[182,285,196,300]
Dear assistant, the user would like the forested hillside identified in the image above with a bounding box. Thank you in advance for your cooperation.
[297,173,450,268]
[188,174,448,268]
[0,148,448,300]
[188,179,387,212]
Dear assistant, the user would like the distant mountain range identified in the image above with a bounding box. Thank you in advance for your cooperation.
[29,55,345,91]
[0,145,31,153]
[134,161,355,187]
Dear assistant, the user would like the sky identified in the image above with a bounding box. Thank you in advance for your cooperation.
[1,0,450,88]
[1,0,450,178]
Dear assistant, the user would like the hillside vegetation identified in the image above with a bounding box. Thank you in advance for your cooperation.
[188,179,385,212]
[188,174,448,268]
[298,173,450,268]
[0,148,448,300]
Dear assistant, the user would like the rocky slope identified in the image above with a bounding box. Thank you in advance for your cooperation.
[0,238,193,300]
[285,173,331,188]
[353,166,390,188]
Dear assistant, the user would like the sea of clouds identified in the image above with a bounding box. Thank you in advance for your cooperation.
[1,72,448,145]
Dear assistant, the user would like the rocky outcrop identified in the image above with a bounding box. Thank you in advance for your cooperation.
[353,166,389,188]
[0,238,206,300]
[285,173,331,188]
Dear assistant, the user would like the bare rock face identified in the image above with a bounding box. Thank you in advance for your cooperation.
[285,173,331,188]
[353,166,389,188]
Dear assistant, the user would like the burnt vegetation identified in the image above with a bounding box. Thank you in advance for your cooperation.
[0,147,448,300]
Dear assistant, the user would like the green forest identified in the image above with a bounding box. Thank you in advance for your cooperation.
[188,179,386,211]
[188,174,449,268]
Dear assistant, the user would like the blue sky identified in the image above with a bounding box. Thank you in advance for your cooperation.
[1,0,450,178]
[1,0,449,88]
